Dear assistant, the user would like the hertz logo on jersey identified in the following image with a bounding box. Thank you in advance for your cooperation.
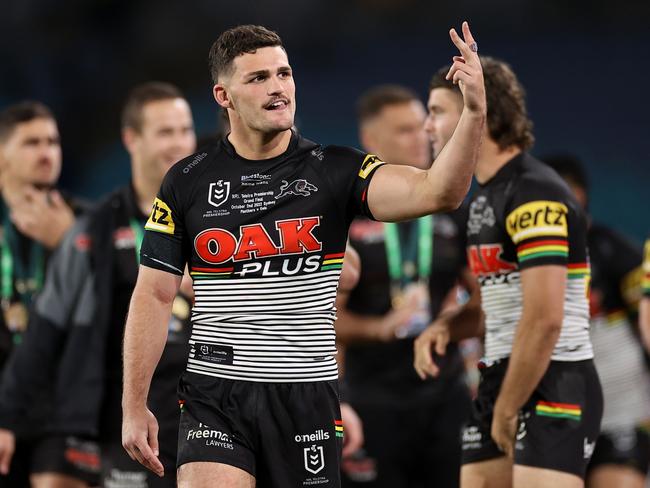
[358,154,385,179]
[145,198,175,235]
[506,200,568,244]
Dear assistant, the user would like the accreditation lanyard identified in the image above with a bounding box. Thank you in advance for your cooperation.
[1,215,44,307]
[129,218,145,264]
[383,215,434,299]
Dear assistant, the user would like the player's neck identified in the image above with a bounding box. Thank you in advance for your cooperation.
[475,141,521,184]
[1,177,30,209]
[227,126,292,161]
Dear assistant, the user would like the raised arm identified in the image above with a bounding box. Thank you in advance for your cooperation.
[122,265,181,477]
[368,21,486,222]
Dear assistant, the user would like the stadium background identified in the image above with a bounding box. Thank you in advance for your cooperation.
[1,0,648,241]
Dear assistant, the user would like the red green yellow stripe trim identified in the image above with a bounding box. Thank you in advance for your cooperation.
[567,262,590,279]
[325,253,345,260]
[517,240,568,262]
[335,420,344,437]
[535,401,582,420]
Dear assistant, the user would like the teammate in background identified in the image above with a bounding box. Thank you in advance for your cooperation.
[414,57,603,488]
[337,85,472,488]
[641,238,650,352]
[0,83,196,487]
[544,154,650,488]
[0,102,94,487]
[121,23,486,487]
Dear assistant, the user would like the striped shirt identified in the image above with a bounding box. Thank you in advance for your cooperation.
[141,131,384,382]
[466,153,593,363]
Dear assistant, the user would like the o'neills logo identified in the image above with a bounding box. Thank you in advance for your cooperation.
[295,429,330,443]
[195,217,322,265]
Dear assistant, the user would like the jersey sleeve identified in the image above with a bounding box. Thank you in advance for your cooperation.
[642,238,650,298]
[323,146,385,222]
[140,169,187,275]
[504,180,586,271]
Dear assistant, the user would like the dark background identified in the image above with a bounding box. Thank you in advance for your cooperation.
[1,0,648,241]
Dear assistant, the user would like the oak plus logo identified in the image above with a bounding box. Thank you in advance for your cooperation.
[304,444,325,475]
[208,180,230,208]
[275,179,318,199]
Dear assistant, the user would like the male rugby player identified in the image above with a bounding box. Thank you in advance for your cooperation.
[414,58,603,488]
[544,154,650,488]
[337,85,472,488]
[0,102,93,487]
[0,83,196,487]
[641,237,650,350]
[122,23,486,487]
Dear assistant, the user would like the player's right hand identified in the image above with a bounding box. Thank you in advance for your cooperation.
[446,21,486,116]
[0,428,16,475]
[122,406,164,477]
[413,320,450,379]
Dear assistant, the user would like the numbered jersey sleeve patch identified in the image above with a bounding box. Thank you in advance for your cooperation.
[145,197,176,235]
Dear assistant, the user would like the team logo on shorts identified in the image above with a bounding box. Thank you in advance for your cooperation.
[275,179,318,199]
[304,444,325,474]
[208,180,230,208]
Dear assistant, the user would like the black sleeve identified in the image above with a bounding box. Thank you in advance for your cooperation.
[597,228,644,308]
[141,167,188,275]
[322,146,385,222]
[504,179,587,271]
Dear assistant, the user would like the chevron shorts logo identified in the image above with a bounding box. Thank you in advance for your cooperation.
[303,444,325,474]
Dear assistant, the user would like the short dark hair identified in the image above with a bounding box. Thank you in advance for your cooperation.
[542,153,589,191]
[356,85,419,125]
[429,56,534,151]
[208,25,284,84]
[121,82,184,132]
[0,101,55,143]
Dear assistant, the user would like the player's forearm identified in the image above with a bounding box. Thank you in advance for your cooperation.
[423,109,485,211]
[495,316,561,415]
[440,286,484,341]
[335,307,385,344]
[122,287,172,410]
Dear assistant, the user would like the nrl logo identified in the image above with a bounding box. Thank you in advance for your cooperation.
[275,179,318,199]
[208,180,230,208]
[303,444,325,475]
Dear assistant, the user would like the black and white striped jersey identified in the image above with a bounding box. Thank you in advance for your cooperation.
[466,153,593,363]
[140,131,384,382]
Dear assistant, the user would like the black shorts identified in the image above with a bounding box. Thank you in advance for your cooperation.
[177,372,343,488]
[461,359,603,478]
[0,434,100,486]
[588,426,650,475]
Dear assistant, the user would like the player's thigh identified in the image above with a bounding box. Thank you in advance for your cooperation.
[177,461,255,488]
[461,456,512,488]
[513,465,583,488]
[587,464,646,488]
[30,472,88,488]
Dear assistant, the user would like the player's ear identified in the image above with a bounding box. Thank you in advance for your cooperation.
[214,84,231,109]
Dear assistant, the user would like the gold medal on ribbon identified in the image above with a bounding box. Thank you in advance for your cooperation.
[4,302,28,333]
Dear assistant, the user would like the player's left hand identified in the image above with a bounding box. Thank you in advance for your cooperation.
[491,402,518,458]
[446,21,486,116]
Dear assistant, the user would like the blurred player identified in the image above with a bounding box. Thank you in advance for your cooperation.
[0,83,196,487]
[414,57,603,488]
[337,85,472,488]
[121,22,486,487]
[641,238,650,351]
[545,154,650,488]
[0,101,95,487]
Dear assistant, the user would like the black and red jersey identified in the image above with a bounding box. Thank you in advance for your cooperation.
[466,153,593,363]
[141,131,384,382]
